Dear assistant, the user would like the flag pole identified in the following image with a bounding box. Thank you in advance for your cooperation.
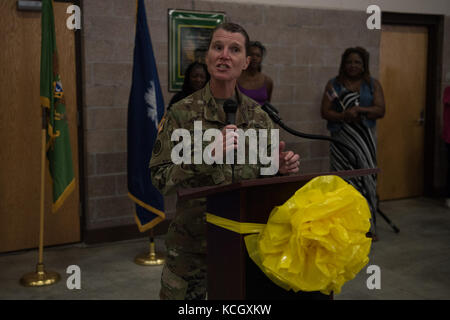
[134,228,165,266]
[20,107,60,287]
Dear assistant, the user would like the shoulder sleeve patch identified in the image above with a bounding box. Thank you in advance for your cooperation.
[153,139,162,156]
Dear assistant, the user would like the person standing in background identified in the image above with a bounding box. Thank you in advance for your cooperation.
[321,46,385,239]
[168,61,210,109]
[237,41,273,105]
[442,86,450,207]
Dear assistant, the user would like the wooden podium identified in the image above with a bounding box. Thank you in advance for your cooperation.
[178,168,379,300]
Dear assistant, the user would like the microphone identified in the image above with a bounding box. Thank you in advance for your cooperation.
[223,99,238,124]
[223,99,238,183]
[261,102,281,124]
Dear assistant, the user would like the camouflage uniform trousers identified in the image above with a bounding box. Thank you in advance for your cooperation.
[159,201,207,300]
[160,247,207,300]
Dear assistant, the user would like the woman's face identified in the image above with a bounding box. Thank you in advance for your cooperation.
[206,29,250,83]
[189,66,207,92]
[248,46,263,71]
[344,52,364,78]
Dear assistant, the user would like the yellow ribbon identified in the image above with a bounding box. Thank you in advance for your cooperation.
[206,175,372,295]
[206,213,265,235]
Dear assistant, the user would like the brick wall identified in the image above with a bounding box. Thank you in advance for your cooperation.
[81,0,446,232]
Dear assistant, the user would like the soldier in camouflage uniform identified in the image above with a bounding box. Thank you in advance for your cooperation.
[150,22,300,300]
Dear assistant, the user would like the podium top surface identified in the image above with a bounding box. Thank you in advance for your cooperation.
[177,168,379,201]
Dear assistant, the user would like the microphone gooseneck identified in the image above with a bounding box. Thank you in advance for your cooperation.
[261,102,364,169]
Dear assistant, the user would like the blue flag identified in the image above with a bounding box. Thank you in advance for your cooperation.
[127,0,165,232]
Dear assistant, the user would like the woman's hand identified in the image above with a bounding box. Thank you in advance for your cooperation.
[343,106,360,123]
[211,124,239,157]
[278,141,300,175]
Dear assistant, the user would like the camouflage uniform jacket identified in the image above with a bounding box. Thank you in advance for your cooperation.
[150,82,275,254]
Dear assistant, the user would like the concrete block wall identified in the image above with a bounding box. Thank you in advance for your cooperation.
[82,0,192,231]
[81,0,447,232]
[82,0,139,231]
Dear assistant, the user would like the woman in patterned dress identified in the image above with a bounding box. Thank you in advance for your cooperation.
[321,47,386,239]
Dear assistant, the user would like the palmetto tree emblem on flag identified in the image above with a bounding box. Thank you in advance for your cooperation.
[145,80,158,129]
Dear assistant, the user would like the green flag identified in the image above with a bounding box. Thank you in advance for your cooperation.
[40,0,75,213]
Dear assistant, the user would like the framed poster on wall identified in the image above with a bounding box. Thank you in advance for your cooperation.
[168,9,226,91]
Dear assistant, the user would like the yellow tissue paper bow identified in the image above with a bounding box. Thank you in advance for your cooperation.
[207,175,372,295]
